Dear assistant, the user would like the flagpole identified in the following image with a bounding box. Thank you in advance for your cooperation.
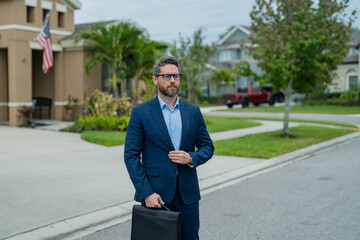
[22,13,50,62]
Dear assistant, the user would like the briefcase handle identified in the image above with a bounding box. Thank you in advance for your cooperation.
[160,203,170,211]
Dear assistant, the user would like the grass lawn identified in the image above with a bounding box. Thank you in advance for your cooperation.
[205,116,261,132]
[237,117,358,128]
[214,125,355,159]
[221,105,360,114]
[81,117,261,146]
[81,131,127,147]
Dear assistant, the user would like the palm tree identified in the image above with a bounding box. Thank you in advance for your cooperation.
[76,21,145,97]
[124,36,168,104]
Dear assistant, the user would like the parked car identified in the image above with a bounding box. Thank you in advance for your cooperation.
[222,86,279,108]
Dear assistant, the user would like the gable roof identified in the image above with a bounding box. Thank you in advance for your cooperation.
[61,20,119,40]
[218,25,250,45]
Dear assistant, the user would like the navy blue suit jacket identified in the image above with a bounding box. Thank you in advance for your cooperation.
[124,97,214,205]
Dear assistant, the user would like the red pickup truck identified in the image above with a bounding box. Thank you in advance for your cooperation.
[222,86,276,108]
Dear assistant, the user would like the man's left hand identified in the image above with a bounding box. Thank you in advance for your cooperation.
[169,150,192,165]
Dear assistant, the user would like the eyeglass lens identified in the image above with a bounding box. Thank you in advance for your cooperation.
[163,74,181,81]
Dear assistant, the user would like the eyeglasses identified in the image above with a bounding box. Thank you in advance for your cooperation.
[156,74,182,81]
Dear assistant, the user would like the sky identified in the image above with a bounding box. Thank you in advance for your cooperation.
[74,0,360,44]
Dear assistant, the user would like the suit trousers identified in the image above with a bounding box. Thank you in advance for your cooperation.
[166,178,200,240]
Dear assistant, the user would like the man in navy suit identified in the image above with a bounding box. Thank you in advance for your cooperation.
[124,56,214,240]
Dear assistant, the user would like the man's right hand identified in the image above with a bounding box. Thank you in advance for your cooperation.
[145,193,164,208]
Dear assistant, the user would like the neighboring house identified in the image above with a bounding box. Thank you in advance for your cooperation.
[208,25,264,97]
[0,0,111,126]
[210,25,360,96]
[328,29,360,93]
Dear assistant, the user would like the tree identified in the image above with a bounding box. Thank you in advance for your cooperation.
[76,21,145,97]
[209,69,236,89]
[249,0,355,137]
[123,36,168,105]
[171,28,215,104]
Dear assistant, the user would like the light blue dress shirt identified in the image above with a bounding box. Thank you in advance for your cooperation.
[158,95,182,150]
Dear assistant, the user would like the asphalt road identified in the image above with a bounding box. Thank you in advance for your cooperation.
[79,136,360,240]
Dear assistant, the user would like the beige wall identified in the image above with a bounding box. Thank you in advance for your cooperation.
[329,63,359,92]
[62,49,102,120]
[64,50,85,100]
[83,51,102,92]
[0,0,13,26]
[54,51,64,120]
[0,49,8,121]
[8,40,32,126]
[0,0,75,33]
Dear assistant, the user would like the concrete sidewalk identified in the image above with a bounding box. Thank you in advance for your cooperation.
[1,120,359,240]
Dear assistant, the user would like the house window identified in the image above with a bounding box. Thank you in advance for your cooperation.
[236,49,241,60]
[58,12,65,27]
[26,6,35,23]
[220,50,231,61]
[349,48,359,56]
[349,75,358,91]
[43,9,50,22]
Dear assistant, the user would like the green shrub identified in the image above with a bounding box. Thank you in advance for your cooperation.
[339,91,358,106]
[306,92,342,101]
[117,117,130,131]
[305,90,359,106]
[65,116,130,133]
[84,89,131,118]
[63,120,93,133]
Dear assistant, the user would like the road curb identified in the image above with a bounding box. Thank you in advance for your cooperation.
[4,132,360,240]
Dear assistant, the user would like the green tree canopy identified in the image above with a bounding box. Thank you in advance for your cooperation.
[249,0,355,137]
[76,21,146,97]
[171,28,215,104]
[123,37,168,104]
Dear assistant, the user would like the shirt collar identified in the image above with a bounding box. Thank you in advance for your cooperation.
[158,94,180,110]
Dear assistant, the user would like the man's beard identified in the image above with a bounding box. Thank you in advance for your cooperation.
[159,84,179,97]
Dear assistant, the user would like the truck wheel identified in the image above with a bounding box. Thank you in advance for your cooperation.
[254,103,259,107]
[268,98,275,106]
[277,95,284,103]
[242,99,249,108]
[227,104,234,108]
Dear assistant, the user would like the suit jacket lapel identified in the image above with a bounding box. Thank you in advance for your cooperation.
[179,100,189,150]
[150,97,174,149]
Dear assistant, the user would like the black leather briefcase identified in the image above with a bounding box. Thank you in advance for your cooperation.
[131,204,181,240]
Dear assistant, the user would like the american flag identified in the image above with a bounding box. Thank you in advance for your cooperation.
[36,17,53,74]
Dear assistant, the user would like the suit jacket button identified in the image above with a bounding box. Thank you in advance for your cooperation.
[173,169,176,173]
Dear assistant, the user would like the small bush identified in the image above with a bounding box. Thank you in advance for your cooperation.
[304,90,359,106]
[64,120,93,133]
[339,91,358,106]
[84,89,131,118]
[65,116,130,133]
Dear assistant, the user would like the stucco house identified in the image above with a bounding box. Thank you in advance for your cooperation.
[328,29,360,92]
[0,0,109,126]
[210,24,360,96]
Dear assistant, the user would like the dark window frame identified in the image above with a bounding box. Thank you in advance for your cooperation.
[57,12,65,28]
[26,6,35,23]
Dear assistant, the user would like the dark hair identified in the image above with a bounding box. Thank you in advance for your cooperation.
[153,56,180,76]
